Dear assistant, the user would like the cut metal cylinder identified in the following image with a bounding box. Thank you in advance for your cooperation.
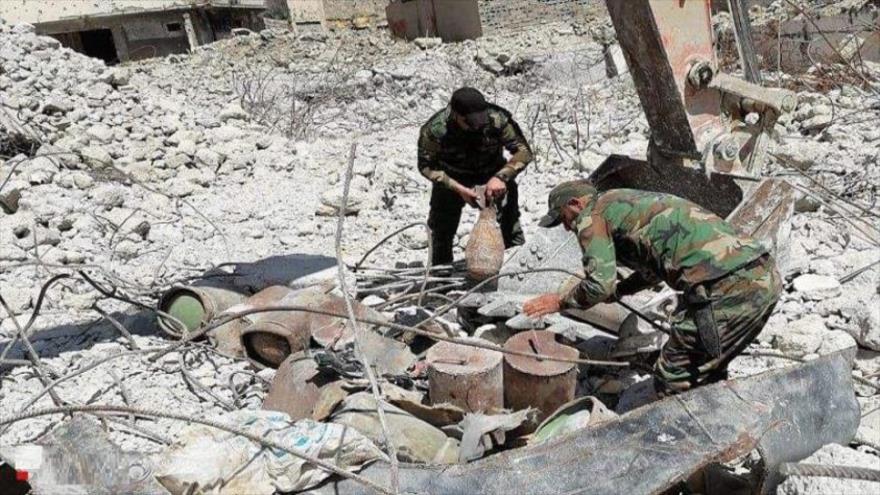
[210,285,295,358]
[156,284,248,338]
[503,331,578,428]
[240,305,312,368]
[426,338,503,413]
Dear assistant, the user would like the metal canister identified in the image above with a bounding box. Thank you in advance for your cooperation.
[240,303,312,368]
[210,285,295,358]
[503,331,578,428]
[465,206,505,281]
[426,338,503,413]
[156,284,248,338]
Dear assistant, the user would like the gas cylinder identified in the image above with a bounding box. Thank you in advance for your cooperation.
[465,205,504,281]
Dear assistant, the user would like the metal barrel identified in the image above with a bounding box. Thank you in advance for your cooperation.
[209,285,295,358]
[503,331,578,429]
[156,284,248,338]
[426,338,503,413]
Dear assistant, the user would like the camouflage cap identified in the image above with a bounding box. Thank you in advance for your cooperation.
[538,180,597,228]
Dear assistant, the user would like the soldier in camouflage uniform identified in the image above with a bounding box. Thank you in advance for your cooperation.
[523,180,782,395]
[418,87,533,266]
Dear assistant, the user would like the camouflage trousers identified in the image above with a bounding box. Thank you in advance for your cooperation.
[654,254,782,395]
[428,178,525,266]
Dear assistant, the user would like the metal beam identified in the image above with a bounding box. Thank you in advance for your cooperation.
[315,351,859,495]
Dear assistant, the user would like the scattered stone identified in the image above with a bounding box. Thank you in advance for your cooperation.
[195,148,223,169]
[792,274,842,300]
[218,103,249,122]
[772,314,826,357]
[414,37,442,50]
[777,443,880,495]
[80,146,112,167]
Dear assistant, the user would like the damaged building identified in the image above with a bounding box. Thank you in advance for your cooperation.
[0,0,267,64]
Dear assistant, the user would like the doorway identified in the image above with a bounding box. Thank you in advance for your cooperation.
[79,29,119,65]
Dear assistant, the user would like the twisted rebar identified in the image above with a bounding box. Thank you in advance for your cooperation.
[780,463,880,482]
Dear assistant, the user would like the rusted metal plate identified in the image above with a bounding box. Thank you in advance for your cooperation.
[503,331,578,427]
[588,154,744,217]
[726,178,796,274]
[315,351,859,495]
[426,339,503,413]
[262,354,325,421]
[504,331,577,377]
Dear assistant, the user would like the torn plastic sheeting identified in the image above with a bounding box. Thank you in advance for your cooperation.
[154,410,384,495]
[1,416,167,495]
[454,409,534,463]
[312,350,859,495]
[330,392,460,464]
[530,396,618,445]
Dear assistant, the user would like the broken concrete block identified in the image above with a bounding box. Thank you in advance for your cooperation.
[772,315,826,357]
[414,37,442,50]
[792,274,842,300]
[218,103,249,122]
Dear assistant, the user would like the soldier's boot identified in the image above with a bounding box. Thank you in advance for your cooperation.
[428,184,465,267]
[654,255,782,395]
[498,179,525,248]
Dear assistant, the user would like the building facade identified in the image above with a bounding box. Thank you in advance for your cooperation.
[0,0,267,64]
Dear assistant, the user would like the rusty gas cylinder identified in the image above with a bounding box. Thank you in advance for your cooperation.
[157,284,248,338]
[426,338,503,413]
[503,331,578,428]
[465,206,505,281]
[240,289,314,368]
[210,286,295,358]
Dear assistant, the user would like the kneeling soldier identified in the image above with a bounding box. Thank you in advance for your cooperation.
[523,180,782,395]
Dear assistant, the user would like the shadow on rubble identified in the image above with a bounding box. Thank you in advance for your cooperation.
[1,253,338,366]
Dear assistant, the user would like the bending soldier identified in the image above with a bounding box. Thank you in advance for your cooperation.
[524,180,782,396]
[418,87,533,266]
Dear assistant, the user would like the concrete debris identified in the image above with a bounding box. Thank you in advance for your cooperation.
[414,37,442,50]
[777,443,880,495]
[792,274,842,300]
[0,4,878,494]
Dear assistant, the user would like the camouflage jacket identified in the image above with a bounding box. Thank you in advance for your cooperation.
[560,189,768,309]
[417,104,533,188]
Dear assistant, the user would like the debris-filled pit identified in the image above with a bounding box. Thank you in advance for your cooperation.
[1,1,879,494]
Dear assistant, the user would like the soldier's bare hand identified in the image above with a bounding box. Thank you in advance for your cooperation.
[486,177,507,200]
[455,185,479,207]
[523,293,562,317]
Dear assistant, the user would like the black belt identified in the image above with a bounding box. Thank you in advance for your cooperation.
[685,252,769,358]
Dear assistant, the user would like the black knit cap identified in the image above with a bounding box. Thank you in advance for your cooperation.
[450,87,490,130]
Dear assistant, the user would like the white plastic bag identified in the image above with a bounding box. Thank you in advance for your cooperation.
[155,410,384,494]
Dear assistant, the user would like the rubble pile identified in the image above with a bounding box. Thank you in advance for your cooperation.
[0,6,878,494]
